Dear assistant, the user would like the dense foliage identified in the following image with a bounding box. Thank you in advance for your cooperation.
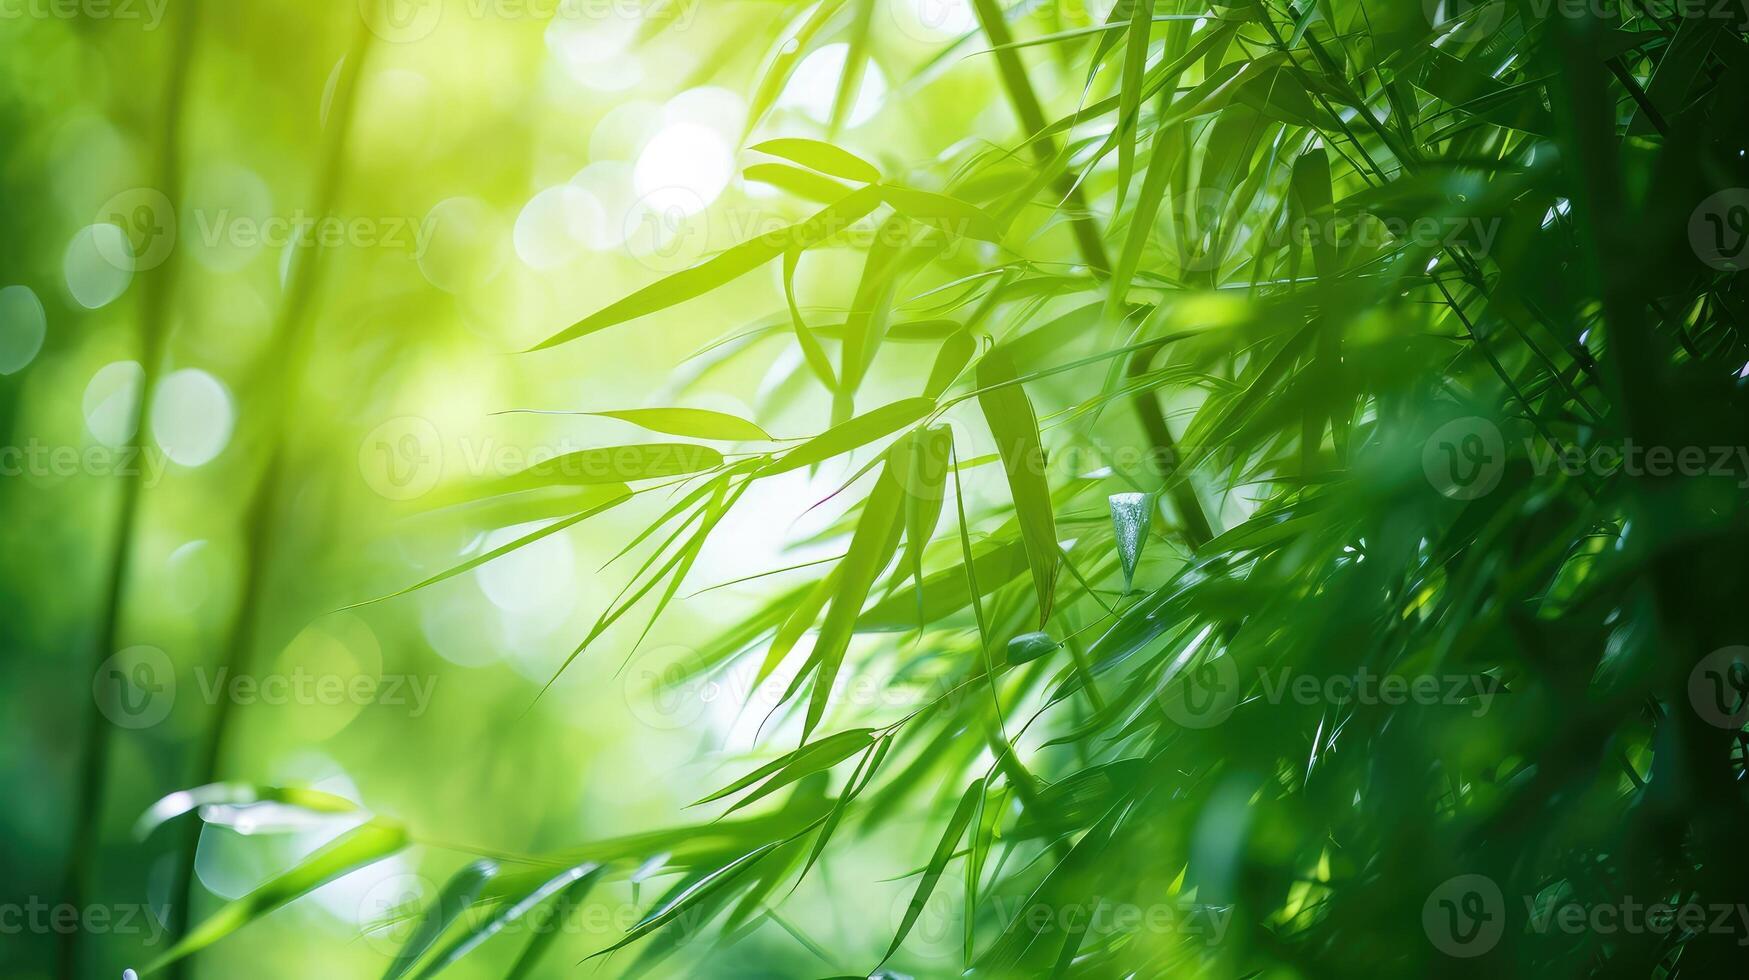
[19,0,1749,977]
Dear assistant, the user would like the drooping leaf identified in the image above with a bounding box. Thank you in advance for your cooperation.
[497,866,604,980]
[881,779,983,964]
[381,860,497,980]
[134,783,357,839]
[744,162,854,203]
[572,408,772,442]
[878,186,1005,243]
[146,819,409,973]
[762,397,935,475]
[976,347,1059,625]
[532,186,881,350]
[751,138,882,184]
[414,862,601,979]
[801,445,908,738]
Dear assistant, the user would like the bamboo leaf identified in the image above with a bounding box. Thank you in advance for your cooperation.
[573,408,771,442]
[879,185,1005,243]
[762,397,935,475]
[743,162,854,203]
[146,819,409,974]
[414,863,600,979]
[135,783,357,840]
[802,443,907,738]
[882,779,983,964]
[381,860,497,980]
[751,138,882,184]
[531,186,881,350]
[976,347,1059,625]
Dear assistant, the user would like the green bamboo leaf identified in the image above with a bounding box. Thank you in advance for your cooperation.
[1006,630,1060,665]
[745,0,850,137]
[924,329,976,398]
[750,138,882,184]
[490,445,723,494]
[576,408,770,442]
[839,212,912,405]
[589,843,781,958]
[345,488,631,608]
[976,347,1059,625]
[802,444,907,738]
[743,162,853,203]
[135,783,357,840]
[782,249,840,392]
[381,860,497,980]
[694,728,875,813]
[1114,0,1155,213]
[762,397,935,475]
[413,863,599,979]
[879,186,1004,243]
[894,424,953,620]
[856,538,1029,631]
[1108,492,1153,592]
[146,819,409,974]
[828,0,875,135]
[531,185,881,350]
[758,567,838,686]
[1290,145,1336,277]
[795,733,892,889]
[501,866,602,980]
[882,780,983,964]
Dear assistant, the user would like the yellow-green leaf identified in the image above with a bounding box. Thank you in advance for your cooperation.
[976,347,1059,625]
[751,138,881,184]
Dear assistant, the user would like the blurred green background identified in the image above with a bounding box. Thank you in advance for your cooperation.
[0,2,1012,976]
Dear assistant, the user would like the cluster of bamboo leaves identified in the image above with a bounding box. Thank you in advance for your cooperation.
[139,0,1749,976]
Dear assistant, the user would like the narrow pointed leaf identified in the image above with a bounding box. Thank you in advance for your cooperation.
[976,347,1059,624]
[882,780,983,963]
[146,819,408,973]
[751,138,881,184]
[382,860,497,980]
